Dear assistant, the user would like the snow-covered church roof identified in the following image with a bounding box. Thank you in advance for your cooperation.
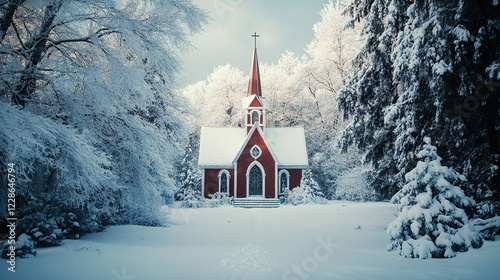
[199,46,308,169]
[198,126,308,168]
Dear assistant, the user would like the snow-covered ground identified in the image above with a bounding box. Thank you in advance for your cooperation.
[2,202,499,280]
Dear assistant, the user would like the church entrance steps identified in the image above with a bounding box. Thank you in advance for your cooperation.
[232,198,280,208]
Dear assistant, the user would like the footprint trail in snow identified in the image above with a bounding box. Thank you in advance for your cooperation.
[214,209,275,280]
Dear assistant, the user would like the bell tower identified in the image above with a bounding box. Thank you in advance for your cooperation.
[243,32,266,133]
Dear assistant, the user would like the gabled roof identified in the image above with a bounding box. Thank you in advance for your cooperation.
[231,123,279,165]
[264,127,308,167]
[198,127,246,168]
[198,125,308,168]
[241,94,265,109]
[247,48,262,97]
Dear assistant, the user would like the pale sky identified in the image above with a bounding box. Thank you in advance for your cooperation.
[179,0,331,86]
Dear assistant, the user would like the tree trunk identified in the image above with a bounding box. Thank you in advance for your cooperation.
[0,0,25,43]
[11,0,62,107]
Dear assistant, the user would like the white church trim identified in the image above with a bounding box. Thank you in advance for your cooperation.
[278,169,290,194]
[198,42,308,205]
[246,161,266,197]
[218,169,230,193]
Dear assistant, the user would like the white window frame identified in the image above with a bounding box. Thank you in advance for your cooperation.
[246,162,265,197]
[218,169,230,194]
[250,110,261,125]
[278,169,290,194]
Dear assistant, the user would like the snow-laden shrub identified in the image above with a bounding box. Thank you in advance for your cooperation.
[287,169,328,205]
[472,200,500,240]
[206,192,233,207]
[334,165,376,201]
[179,187,204,208]
[0,102,118,245]
[178,188,233,209]
[471,216,500,241]
[387,137,483,259]
[2,234,36,259]
[19,211,81,247]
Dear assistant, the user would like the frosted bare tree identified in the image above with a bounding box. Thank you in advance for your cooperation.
[0,0,207,246]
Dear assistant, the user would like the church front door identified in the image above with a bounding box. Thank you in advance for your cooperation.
[248,165,263,196]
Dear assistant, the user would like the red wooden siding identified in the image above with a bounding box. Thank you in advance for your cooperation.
[287,169,303,191]
[249,96,263,107]
[245,110,263,123]
[236,129,276,198]
[203,169,234,198]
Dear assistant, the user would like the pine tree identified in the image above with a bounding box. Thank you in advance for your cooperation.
[387,137,483,259]
[175,133,202,204]
[288,169,327,205]
[338,0,402,198]
[179,187,203,208]
[340,0,499,212]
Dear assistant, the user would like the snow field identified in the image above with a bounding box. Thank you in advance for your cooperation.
[1,202,499,280]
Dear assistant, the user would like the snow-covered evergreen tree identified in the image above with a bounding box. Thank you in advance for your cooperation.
[175,133,202,203]
[338,0,403,199]
[179,187,204,209]
[288,169,328,205]
[387,137,483,259]
[340,0,499,211]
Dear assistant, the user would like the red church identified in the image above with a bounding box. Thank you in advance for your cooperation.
[198,45,308,207]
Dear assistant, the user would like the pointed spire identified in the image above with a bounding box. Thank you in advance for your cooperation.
[247,48,262,97]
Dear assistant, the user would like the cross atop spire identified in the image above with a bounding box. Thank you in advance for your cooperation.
[251,32,259,49]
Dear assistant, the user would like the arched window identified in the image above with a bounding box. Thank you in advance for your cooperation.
[218,170,230,193]
[247,164,264,196]
[279,170,290,194]
[251,110,260,124]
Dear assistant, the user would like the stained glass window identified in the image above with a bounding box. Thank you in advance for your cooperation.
[220,172,228,193]
[249,165,263,196]
[251,146,261,158]
[280,172,289,193]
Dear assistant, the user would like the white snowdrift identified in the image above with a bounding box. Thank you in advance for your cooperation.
[1,202,499,280]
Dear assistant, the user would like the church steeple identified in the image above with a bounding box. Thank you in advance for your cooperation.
[243,33,265,133]
[247,33,262,97]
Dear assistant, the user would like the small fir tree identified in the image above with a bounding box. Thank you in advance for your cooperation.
[179,187,203,209]
[288,169,327,205]
[174,133,202,204]
[387,137,483,259]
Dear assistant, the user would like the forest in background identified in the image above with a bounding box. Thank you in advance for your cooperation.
[0,0,498,257]
[179,0,499,212]
[179,2,370,202]
[177,0,500,256]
